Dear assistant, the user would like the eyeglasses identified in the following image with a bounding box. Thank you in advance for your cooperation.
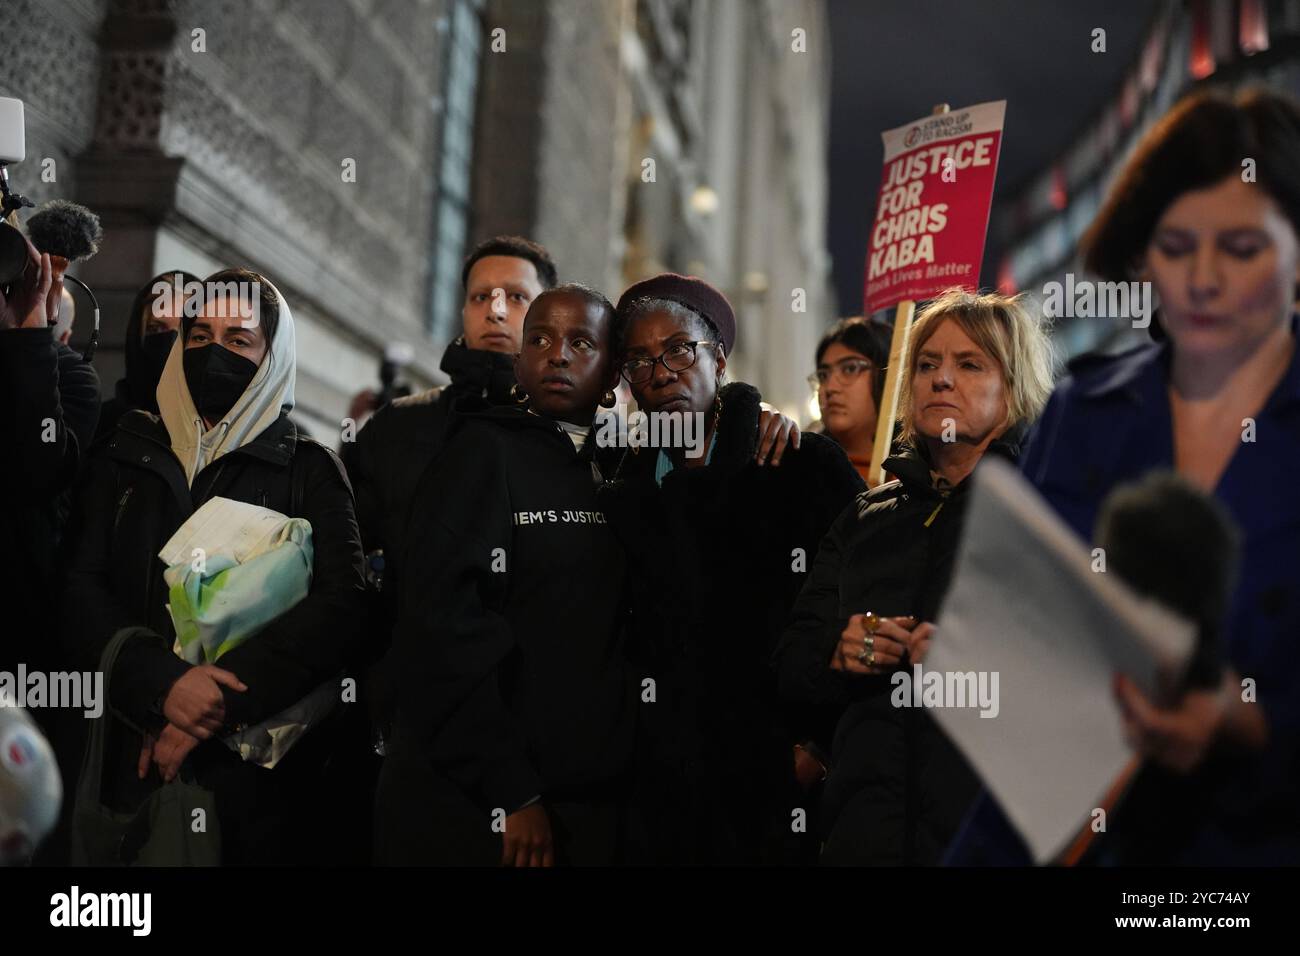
[808,358,877,391]
[621,340,721,385]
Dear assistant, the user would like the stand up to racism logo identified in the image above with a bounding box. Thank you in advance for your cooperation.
[864,101,1006,314]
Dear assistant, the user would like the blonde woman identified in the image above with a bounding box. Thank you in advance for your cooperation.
[773,289,1054,865]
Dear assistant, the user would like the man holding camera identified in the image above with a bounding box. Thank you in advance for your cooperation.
[0,224,101,866]
[0,230,100,674]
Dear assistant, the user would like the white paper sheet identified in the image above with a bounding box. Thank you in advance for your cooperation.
[926,458,1195,863]
[158,496,290,568]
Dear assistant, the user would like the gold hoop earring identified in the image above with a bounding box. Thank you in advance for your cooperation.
[510,383,529,404]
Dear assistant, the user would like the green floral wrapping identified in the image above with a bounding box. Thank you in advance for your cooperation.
[164,518,314,665]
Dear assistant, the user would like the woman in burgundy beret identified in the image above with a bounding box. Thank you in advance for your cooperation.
[599,273,864,864]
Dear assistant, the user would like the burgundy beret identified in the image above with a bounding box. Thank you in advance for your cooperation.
[615,273,737,355]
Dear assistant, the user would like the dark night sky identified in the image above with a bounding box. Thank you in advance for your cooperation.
[825,0,1160,314]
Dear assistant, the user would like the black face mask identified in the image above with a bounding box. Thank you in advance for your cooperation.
[129,330,177,410]
[183,344,259,422]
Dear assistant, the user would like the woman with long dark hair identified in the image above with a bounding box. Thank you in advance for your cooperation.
[810,317,892,483]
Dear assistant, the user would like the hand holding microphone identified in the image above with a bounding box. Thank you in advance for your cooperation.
[0,230,51,331]
[24,199,103,358]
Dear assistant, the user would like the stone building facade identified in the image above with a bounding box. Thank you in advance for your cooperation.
[2,0,835,436]
[472,0,837,421]
[4,0,455,436]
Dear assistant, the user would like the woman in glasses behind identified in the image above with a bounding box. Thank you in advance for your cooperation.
[810,317,893,483]
[599,273,864,865]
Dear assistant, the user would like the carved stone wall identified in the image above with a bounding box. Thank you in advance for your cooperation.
[0,0,108,205]
[2,0,451,435]
[470,0,628,291]
[535,0,625,291]
[2,0,835,431]
[468,0,548,246]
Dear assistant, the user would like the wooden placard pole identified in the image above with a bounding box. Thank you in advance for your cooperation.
[867,102,950,488]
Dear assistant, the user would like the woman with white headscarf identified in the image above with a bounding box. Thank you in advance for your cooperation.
[60,268,367,864]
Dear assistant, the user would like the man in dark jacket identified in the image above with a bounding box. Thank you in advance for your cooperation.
[332,236,555,863]
[347,236,557,573]
[0,239,99,865]
[346,237,556,705]
[0,236,99,679]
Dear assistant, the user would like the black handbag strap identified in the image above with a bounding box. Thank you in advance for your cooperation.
[75,626,151,811]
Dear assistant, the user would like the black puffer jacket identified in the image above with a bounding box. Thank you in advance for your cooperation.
[773,429,1024,865]
[598,382,864,864]
[59,410,367,860]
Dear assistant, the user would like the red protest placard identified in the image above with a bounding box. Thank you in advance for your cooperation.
[864,101,1006,315]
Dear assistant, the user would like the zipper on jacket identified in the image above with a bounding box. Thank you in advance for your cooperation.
[113,486,134,535]
[923,499,945,527]
[923,480,955,527]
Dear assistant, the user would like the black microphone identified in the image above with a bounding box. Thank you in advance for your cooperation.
[1095,471,1240,694]
[25,199,103,263]
[1092,472,1242,865]
[25,200,104,361]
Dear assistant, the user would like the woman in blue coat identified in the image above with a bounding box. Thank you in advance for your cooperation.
[1018,88,1300,863]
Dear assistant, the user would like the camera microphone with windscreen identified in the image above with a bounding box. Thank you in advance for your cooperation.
[26,200,105,361]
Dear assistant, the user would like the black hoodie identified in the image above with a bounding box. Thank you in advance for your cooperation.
[96,271,197,444]
[379,403,634,859]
